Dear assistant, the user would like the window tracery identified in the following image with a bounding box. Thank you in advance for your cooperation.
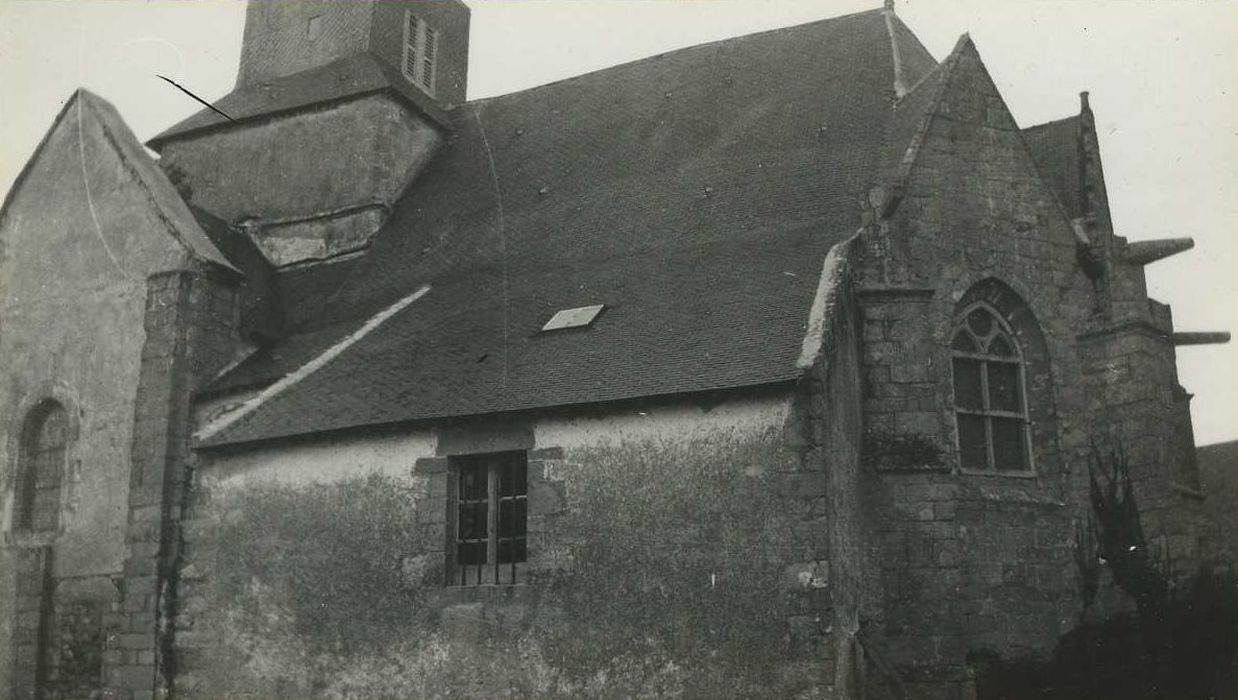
[951,304,1033,473]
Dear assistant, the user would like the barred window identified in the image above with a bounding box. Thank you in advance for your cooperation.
[951,305,1033,473]
[450,451,527,585]
[14,400,69,533]
[402,10,438,96]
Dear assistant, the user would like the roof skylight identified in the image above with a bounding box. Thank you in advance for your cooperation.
[541,304,604,332]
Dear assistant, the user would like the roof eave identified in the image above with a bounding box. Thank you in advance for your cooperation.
[146,55,456,151]
[193,378,803,452]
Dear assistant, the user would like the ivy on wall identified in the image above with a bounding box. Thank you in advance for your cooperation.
[1073,445,1170,618]
[191,429,825,698]
[211,473,426,652]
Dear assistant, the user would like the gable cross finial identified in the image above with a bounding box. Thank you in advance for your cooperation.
[884,0,896,13]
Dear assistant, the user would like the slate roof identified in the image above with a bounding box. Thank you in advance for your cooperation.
[876,38,956,214]
[197,9,940,446]
[149,53,451,147]
[1023,116,1084,219]
[1198,441,1238,493]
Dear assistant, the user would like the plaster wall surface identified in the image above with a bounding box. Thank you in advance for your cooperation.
[194,396,791,495]
[158,95,442,265]
[0,94,203,696]
[0,97,199,574]
[199,430,436,491]
[175,391,868,698]
[533,394,791,449]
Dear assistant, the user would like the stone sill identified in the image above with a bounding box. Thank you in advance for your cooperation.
[434,582,535,606]
[957,468,1039,480]
[872,464,952,474]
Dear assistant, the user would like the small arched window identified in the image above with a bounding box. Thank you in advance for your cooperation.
[951,304,1033,473]
[13,400,69,533]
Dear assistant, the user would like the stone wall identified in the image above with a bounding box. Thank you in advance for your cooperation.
[0,91,235,698]
[236,0,374,88]
[1196,441,1238,571]
[856,39,1209,695]
[104,267,241,700]
[789,239,876,696]
[235,0,470,108]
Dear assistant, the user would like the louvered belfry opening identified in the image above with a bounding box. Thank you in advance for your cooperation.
[403,10,439,96]
[228,0,468,107]
[451,451,528,586]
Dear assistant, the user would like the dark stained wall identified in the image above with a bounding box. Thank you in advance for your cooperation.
[1197,441,1238,569]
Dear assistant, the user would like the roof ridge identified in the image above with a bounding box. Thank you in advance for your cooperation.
[1023,114,1080,132]
[464,8,888,108]
[882,4,910,97]
[1198,440,1238,449]
[875,38,963,216]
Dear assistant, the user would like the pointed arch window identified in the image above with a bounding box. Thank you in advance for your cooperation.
[13,400,69,533]
[951,305,1033,473]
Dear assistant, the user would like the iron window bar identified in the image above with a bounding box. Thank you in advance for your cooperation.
[452,451,527,586]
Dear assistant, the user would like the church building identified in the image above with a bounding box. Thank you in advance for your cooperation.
[0,1,1229,698]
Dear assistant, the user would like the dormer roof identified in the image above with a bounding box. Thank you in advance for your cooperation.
[148,52,452,149]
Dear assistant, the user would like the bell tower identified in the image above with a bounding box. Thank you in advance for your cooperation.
[148,0,470,268]
[236,0,469,107]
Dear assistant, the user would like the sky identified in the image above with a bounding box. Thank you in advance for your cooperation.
[0,0,1234,445]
